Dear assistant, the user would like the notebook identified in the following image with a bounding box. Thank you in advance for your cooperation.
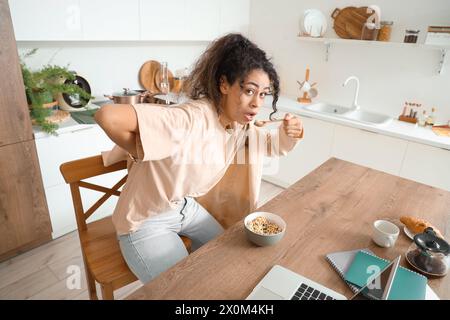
[325,248,374,294]
[344,250,427,300]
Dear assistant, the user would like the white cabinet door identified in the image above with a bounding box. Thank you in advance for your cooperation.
[265,116,334,187]
[219,0,250,36]
[332,125,408,175]
[185,0,220,40]
[35,126,115,188]
[45,170,126,239]
[140,0,220,40]
[140,0,185,40]
[9,0,82,41]
[255,108,334,187]
[80,0,139,40]
[399,142,450,192]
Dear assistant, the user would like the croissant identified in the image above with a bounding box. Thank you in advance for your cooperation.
[400,216,444,239]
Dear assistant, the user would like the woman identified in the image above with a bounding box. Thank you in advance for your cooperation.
[95,33,303,284]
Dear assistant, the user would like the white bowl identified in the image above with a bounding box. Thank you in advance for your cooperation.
[244,212,286,246]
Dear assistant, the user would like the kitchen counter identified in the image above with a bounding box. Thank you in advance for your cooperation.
[33,117,96,140]
[33,102,105,139]
[265,96,450,151]
[33,97,450,152]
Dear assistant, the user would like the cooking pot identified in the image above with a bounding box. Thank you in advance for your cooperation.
[104,88,151,104]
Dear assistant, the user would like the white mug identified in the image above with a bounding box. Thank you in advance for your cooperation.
[372,220,400,248]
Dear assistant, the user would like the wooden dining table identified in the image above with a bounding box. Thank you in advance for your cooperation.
[127,158,450,300]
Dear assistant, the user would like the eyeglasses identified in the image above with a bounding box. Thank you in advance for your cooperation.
[239,84,272,99]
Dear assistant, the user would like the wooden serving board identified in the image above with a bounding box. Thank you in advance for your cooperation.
[138,60,160,93]
[331,6,371,39]
[31,110,70,125]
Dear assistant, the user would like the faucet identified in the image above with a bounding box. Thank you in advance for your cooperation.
[342,76,360,110]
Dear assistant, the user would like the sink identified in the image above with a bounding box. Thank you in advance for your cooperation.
[342,109,392,125]
[302,103,392,126]
[303,103,351,115]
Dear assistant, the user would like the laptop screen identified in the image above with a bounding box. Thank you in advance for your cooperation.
[350,256,400,300]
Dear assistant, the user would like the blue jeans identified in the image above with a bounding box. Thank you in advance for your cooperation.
[118,197,224,284]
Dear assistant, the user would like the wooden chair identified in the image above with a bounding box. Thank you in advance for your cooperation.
[60,155,192,300]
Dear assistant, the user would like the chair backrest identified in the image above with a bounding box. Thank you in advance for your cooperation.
[60,155,128,232]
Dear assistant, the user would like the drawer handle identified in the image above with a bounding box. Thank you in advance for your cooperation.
[359,128,377,134]
[70,126,95,133]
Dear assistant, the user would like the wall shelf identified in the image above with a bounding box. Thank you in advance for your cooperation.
[297,35,449,74]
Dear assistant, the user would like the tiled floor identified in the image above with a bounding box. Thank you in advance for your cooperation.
[0,181,284,300]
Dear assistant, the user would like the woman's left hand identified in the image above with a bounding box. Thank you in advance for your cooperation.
[282,113,303,139]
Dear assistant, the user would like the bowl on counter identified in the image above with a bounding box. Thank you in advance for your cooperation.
[244,212,286,246]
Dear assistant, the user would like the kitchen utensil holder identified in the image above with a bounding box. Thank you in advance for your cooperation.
[398,115,417,124]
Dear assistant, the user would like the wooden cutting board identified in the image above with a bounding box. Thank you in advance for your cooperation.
[331,6,371,39]
[139,60,160,93]
[346,7,374,40]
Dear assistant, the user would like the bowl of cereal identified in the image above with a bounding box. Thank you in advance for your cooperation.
[244,212,286,246]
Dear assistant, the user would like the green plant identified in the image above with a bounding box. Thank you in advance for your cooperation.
[20,49,93,134]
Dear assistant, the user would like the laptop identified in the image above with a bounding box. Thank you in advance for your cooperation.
[247,256,401,300]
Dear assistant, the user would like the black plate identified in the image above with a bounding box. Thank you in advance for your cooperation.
[62,75,91,108]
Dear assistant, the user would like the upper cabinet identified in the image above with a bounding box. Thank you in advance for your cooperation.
[219,0,249,36]
[184,0,220,41]
[9,0,82,41]
[10,0,249,41]
[140,0,220,41]
[140,0,186,41]
[80,0,140,41]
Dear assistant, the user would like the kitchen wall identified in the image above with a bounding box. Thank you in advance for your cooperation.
[17,42,208,100]
[249,0,450,124]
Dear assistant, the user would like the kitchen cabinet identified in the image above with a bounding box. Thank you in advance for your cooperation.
[9,0,82,41]
[0,140,53,261]
[44,169,126,238]
[257,99,450,191]
[35,126,116,188]
[139,0,185,41]
[185,0,220,41]
[0,0,52,262]
[80,0,139,40]
[256,107,335,188]
[35,125,125,239]
[331,125,408,176]
[140,0,220,41]
[219,0,249,36]
[400,142,450,192]
[1,1,32,146]
[10,0,249,41]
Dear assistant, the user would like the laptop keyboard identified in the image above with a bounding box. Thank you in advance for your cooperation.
[290,283,336,300]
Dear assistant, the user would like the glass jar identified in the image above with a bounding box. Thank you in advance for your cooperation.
[405,227,449,277]
[361,22,379,41]
[377,21,393,41]
[404,29,420,43]
[159,61,170,104]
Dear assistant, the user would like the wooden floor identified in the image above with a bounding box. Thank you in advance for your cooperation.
[0,181,284,300]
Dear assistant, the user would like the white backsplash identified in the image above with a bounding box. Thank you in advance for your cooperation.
[17,42,209,101]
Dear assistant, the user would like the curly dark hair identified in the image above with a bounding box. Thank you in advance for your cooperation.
[183,33,280,120]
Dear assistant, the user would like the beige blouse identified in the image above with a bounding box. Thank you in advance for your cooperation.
[101,98,301,235]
